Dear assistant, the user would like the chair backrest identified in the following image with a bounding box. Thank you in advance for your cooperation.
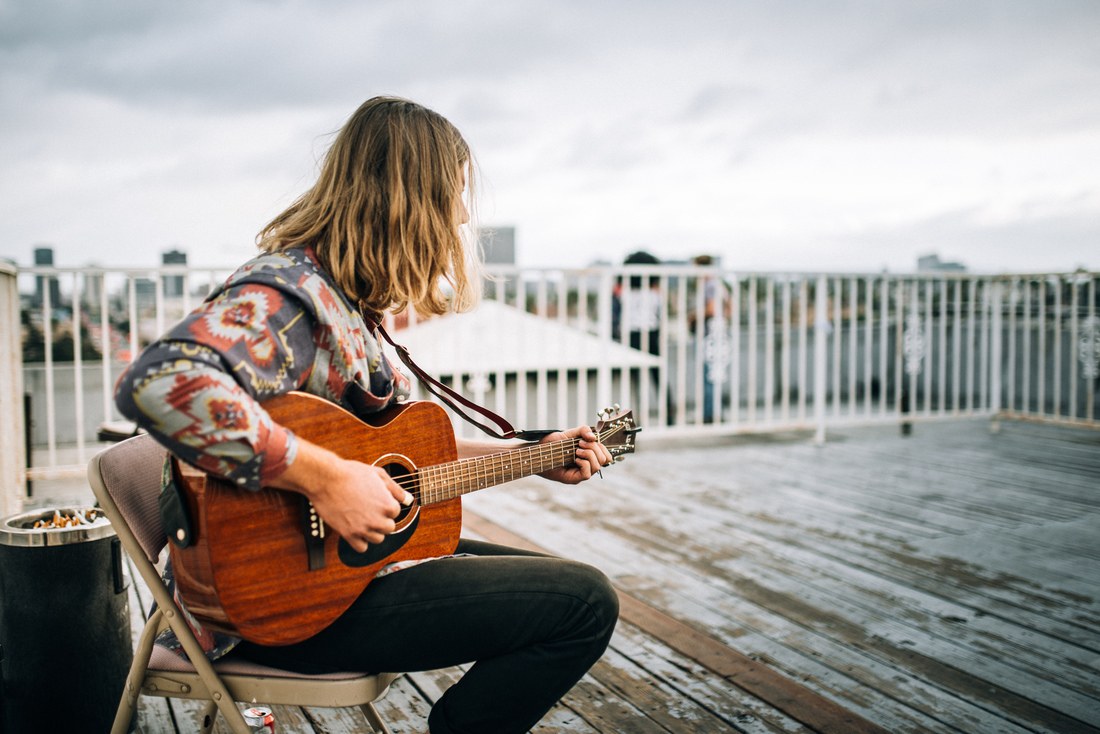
[91,434,168,563]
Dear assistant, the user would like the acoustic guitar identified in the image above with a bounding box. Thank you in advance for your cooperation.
[169,392,638,645]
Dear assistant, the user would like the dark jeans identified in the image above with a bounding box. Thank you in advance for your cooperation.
[236,539,619,734]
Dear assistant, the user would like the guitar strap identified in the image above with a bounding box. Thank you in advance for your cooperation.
[373,322,557,441]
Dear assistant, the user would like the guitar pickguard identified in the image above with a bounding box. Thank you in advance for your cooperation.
[338,509,420,567]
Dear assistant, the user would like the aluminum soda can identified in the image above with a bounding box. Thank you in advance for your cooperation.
[242,705,276,733]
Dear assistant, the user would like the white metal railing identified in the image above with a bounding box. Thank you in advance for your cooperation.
[1,262,27,517]
[7,264,1100,499]
[17,264,233,485]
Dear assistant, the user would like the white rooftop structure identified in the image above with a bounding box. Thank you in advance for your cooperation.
[387,299,659,376]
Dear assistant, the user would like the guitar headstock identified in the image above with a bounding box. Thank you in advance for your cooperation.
[595,404,640,460]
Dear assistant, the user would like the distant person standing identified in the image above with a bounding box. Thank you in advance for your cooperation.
[613,250,671,422]
[614,250,662,354]
[690,254,729,423]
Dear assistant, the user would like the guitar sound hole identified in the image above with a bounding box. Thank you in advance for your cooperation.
[383,462,416,523]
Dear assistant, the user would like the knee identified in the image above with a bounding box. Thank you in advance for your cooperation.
[594,568,620,634]
[567,562,620,641]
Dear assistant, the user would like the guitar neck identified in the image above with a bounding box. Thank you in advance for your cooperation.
[416,436,581,505]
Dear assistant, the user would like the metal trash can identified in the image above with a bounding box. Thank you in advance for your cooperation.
[0,507,132,734]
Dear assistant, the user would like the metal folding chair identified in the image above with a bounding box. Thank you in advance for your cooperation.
[88,434,397,734]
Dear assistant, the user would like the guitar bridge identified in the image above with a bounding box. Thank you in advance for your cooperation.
[303,500,326,570]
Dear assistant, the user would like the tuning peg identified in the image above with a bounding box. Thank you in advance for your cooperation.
[597,404,622,420]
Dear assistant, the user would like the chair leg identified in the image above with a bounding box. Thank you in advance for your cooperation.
[199,700,219,734]
[191,696,252,734]
[111,608,165,734]
[109,684,137,734]
[110,660,144,734]
[207,698,258,734]
[361,701,393,734]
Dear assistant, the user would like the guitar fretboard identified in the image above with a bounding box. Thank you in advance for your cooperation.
[416,437,581,504]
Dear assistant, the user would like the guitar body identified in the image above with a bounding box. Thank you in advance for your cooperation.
[170,394,461,646]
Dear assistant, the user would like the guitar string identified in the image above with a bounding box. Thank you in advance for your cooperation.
[391,433,593,492]
[384,426,628,502]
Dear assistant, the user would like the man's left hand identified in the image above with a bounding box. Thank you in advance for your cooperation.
[539,425,612,484]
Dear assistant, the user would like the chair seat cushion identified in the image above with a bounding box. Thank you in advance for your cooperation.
[149,644,370,681]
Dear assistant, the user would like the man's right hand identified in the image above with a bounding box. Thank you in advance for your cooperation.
[268,439,413,551]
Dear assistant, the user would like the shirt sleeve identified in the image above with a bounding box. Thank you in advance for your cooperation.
[115,282,315,491]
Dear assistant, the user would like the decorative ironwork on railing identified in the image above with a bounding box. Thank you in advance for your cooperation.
[3,264,1098,494]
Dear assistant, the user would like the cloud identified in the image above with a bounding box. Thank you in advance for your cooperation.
[1,1,1098,273]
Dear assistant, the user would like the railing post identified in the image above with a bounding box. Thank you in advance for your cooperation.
[813,275,828,445]
[597,269,613,409]
[0,262,27,516]
[989,279,1004,432]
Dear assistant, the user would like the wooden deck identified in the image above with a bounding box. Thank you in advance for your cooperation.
[119,418,1099,733]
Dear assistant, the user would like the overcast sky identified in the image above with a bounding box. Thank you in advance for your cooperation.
[2,0,1098,274]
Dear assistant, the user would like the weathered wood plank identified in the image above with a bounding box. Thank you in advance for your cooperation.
[601,422,1100,630]
[611,421,1097,732]
[307,675,429,733]
[465,489,971,731]
[461,417,1100,734]
[608,622,810,734]
[464,511,890,734]
[549,453,1100,703]
[464,492,954,732]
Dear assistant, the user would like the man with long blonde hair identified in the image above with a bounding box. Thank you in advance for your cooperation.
[116,96,618,733]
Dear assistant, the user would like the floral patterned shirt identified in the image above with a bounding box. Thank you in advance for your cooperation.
[115,245,411,659]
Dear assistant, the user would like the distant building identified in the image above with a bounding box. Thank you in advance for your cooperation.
[33,245,61,308]
[82,264,103,312]
[918,254,966,273]
[479,226,516,265]
[162,248,187,298]
[134,277,157,309]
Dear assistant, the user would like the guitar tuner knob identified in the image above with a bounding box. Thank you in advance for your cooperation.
[598,404,623,420]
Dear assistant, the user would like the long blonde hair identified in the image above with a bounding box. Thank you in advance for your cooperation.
[258,96,481,317]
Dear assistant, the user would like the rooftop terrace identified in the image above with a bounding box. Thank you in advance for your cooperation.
[31,416,1100,733]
